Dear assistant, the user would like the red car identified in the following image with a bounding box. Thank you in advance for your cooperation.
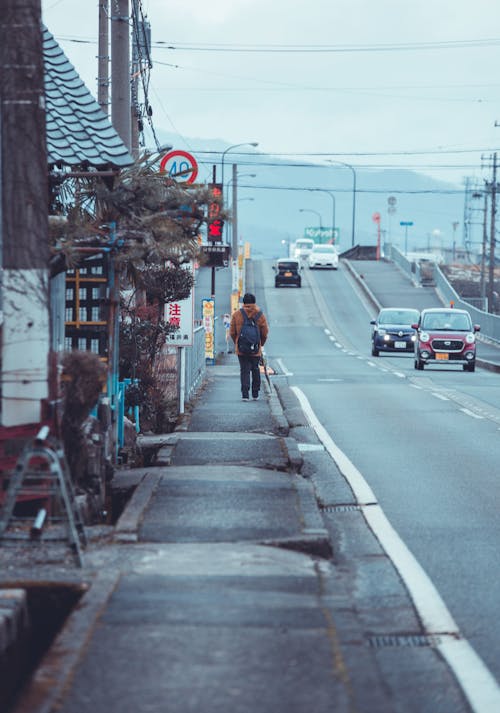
[413,308,480,372]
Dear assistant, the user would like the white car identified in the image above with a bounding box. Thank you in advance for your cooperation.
[293,238,315,260]
[308,244,339,269]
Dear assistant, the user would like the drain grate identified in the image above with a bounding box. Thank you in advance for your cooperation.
[321,504,362,513]
[366,634,441,648]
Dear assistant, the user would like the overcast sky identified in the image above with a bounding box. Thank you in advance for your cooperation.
[41,0,500,187]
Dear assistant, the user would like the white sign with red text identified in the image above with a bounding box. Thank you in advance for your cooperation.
[165,262,194,346]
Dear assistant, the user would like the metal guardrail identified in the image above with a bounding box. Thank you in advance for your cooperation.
[179,323,206,407]
[384,243,500,344]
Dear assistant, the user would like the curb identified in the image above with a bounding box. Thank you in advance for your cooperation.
[12,570,120,713]
[114,472,162,543]
[343,259,381,312]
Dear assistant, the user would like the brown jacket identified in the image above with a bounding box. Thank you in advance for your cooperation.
[230,303,269,357]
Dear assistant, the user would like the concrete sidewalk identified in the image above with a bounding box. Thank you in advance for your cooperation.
[8,357,469,713]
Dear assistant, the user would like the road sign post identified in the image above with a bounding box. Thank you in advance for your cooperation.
[400,221,414,256]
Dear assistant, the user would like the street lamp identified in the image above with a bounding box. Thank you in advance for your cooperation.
[308,189,335,243]
[221,142,258,191]
[299,208,323,228]
[327,160,357,247]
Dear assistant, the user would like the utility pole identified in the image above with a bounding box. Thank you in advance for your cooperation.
[488,153,497,312]
[232,163,238,263]
[130,0,140,157]
[111,0,131,151]
[98,0,110,115]
[480,190,488,304]
[0,0,50,426]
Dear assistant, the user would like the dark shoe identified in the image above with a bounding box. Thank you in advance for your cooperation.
[242,395,249,401]
[252,393,259,400]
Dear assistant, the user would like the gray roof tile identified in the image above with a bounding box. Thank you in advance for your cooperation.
[43,25,133,168]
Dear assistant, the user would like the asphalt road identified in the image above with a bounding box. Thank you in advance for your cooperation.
[252,257,500,691]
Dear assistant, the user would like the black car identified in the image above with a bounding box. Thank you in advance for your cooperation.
[370,307,420,356]
[274,258,301,288]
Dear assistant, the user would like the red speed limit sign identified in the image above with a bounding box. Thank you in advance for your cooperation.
[159,150,198,184]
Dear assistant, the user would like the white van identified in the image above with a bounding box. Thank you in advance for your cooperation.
[293,238,315,260]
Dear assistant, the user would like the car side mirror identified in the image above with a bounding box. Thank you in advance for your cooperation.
[370,320,376,325]
[474,324,480,332]
[272,265,276,271]
[411,323,419,329]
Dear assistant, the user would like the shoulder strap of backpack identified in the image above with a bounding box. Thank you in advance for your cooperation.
[240,308,262,324]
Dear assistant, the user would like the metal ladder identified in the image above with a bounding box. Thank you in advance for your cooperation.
[0,426,87,566]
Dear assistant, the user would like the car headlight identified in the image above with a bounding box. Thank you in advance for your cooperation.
[419,331,430,342]
[411,335,417,342]
[465,333,475,344]
[377,328,386,335]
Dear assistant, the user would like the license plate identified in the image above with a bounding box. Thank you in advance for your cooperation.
[436,352,449,360]
[394,341,406,349]
[284,271,292,277]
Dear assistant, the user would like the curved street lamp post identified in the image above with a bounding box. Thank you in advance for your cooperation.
[327,160,357,247]
[308,189,336,243]
[220,143,258,260]
[299,208,323,229]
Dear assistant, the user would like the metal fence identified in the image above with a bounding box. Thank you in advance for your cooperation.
[384,244,500,344]
[178,323,206,410]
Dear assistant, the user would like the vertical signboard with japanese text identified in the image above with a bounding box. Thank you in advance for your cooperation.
[207,183,224,242]
[202,298,215,363]
[165,262,195,346]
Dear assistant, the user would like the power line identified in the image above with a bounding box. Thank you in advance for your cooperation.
[152,38,500,53]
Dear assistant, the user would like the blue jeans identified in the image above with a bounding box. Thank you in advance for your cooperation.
[238,355,261,397]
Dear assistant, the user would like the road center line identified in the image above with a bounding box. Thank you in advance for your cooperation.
[431,392,450,401]
[291,385,500,713]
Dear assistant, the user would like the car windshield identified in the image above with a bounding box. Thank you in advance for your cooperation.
[278,261,298,270]
[296,241,314,249]
[421,312,471,330]
[379,309,419,325]
[312,245,335,253]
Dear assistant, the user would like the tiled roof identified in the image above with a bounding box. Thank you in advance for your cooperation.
[43,26,133,168]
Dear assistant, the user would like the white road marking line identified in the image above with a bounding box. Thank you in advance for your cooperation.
[367,362,377,367]
[324,329,331,336]
[276,358,293,376]
[297,443,325,452]
[291,384,500,713]
[410,384,423,389]
[460,408,484,420]
[317,378,342,382]
[431,392,450,401]
[334,342,343,348]
[393,371,406,378]
[329,335,336,341]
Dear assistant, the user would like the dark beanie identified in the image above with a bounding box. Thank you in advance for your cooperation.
[243,293,256,304]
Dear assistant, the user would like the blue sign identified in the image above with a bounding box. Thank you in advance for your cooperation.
[400,221,414,226]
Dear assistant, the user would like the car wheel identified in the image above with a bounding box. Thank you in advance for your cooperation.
[464,362,475,372]
[414,357,424,370]
[275,281,279,288]
[371,345,379,357]
[297,279,302,288]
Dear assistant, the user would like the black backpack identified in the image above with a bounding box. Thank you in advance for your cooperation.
[238,308,263,355]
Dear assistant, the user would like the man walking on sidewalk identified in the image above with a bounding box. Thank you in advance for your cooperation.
[230,293,269,400]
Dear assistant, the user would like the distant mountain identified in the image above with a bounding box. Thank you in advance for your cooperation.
[155,131,467,259]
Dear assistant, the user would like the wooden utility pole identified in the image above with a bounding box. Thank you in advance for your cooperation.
[111,0,131,151]
[488,153,497,312]
[98,0,110,114]
[0,0,50,426]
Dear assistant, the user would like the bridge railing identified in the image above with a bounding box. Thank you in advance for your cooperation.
[384,243,500,343]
